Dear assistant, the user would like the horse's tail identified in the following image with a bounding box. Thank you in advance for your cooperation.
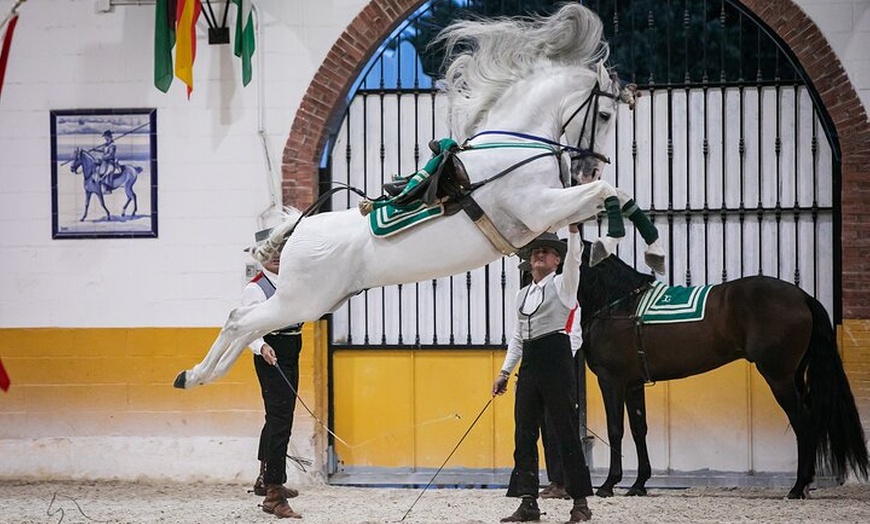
[802,292,869,482]
[251,206,303,264]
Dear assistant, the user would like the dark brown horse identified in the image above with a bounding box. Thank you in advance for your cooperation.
[577,243,868,499]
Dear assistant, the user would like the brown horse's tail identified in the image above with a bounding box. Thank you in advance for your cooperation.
[803,293,869,482]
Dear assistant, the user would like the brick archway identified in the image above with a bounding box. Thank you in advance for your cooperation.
[281,0,870,317]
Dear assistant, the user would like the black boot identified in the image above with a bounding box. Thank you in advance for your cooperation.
[501,497,540,522]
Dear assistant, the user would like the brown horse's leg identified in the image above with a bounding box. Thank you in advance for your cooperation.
[624,384,651,496]
[759,373,814,499]
[596,376,626,497]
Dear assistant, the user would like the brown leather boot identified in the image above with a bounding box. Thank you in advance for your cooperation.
[540,482,570,499]
[566,497,592,522]
[500,497,540,522]
[261,485,302,519]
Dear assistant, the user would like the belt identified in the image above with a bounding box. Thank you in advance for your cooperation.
[269,330,302,336]
[522,329,567,343]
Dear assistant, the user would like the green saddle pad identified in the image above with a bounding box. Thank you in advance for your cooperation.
[635,281,714,324]
[369,200,444,238]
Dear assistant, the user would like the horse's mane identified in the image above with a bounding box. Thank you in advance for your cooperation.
[578,241,656,323]
[432,3,609,139]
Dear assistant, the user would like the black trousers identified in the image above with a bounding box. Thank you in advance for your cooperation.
[542,348,582,486]
[507,332,592,500]
[254,333,302,486]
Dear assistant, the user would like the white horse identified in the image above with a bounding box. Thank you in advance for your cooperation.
[174,4,664,389]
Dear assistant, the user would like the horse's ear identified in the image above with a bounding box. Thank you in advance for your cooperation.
[619,84,639,111]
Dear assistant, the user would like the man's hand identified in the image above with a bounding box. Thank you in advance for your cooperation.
[261,344,277,366]
[492,372,509,396]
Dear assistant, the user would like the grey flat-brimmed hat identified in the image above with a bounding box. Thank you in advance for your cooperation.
[518,232,567,260]
[244,227,273,252]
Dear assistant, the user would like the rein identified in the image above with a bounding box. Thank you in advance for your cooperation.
[467,129,604,161]
[584,281,652,326]
[583,280,657,385]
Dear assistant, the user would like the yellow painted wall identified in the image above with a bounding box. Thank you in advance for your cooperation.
[841,320,870,439]
[0,325,322,441]
[333,322,870,476]
[332,349,517,471]
[2,319,866,480]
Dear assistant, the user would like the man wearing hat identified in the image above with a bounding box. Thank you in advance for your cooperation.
[95,129,119,191]
[493,224,594,522]
[242,228,303,519]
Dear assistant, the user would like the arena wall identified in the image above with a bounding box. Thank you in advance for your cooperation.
[0,0,868,483]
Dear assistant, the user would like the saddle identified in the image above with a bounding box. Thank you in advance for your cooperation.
[381,138,471,210]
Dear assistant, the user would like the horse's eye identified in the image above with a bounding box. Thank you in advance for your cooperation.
[599,112,612,121]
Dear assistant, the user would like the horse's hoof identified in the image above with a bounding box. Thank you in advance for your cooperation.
[786,486,808,499]
[595,487,614,498]
[645,252,666,275]
[644,240,666,275]
[173,371,187,389]
[589,241,608,267]
[625,486,647,497]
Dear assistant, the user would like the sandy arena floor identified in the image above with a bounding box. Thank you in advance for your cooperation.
[1,480,869,524]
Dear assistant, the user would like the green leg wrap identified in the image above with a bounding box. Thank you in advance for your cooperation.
[622,199,659,244]
[605,196,625,238]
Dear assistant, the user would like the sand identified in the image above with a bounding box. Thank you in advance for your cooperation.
[1,480,869,524]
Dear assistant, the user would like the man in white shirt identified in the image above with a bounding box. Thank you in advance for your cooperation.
[492,226,593,522]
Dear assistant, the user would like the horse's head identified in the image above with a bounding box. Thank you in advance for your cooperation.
[69,148,82,173]
[578,239,655,322]
[566,63,638,185]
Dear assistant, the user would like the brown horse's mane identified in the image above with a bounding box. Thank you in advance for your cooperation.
[578,240,655,324]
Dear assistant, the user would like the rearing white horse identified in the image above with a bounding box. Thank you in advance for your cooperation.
[174,4,663,389]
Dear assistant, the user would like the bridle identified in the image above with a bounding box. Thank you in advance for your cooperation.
[560,76,638,174]
[560,82,615,165]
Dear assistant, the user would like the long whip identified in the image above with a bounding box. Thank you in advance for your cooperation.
[271,361,351,448]
[59,121,153,166]
[400,396,494,522]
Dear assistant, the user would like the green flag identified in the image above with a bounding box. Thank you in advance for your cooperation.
[233,0,255,86]
[154,0,176,93]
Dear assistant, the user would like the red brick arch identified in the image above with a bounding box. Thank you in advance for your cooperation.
[281,0,870,318]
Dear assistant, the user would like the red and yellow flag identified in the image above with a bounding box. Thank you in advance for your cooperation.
[174,0,201,98]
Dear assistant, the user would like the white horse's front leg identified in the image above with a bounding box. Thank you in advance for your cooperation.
[523,180,624,265]
[615,188,666,275]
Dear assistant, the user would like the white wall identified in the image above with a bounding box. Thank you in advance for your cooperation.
[0,0,366,328]
[796,0,870,114]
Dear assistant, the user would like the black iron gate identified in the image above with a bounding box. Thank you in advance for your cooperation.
[326,0,838,348]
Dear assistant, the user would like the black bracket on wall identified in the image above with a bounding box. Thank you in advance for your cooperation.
[203,0,230,45]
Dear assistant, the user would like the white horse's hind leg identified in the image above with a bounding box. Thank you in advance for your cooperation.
[175,291,311,388]
[174,304,259,388]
